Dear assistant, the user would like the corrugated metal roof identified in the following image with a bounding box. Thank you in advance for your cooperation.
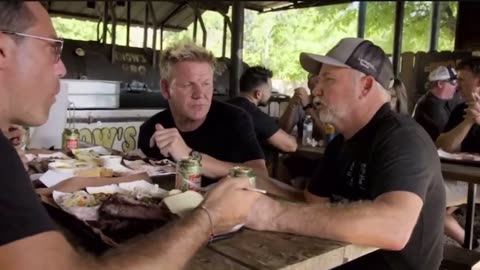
[45,1,331,31]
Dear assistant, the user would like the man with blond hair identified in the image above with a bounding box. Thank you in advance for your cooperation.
[246,38,445,269]
[139,42,267,184]
[0,1,262,269]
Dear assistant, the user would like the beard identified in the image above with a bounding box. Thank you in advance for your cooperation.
[317,104,347,124]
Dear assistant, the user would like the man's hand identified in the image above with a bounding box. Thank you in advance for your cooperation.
[293,87,311,107]
[149,124,191,161]
[202,177,261,234]
[464,99,480,125]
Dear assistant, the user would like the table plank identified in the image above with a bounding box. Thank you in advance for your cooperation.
[208,229,375,270]
[187,247,252,270]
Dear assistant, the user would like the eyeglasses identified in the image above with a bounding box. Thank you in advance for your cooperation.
[0,30,63,63]
[446,79,457,86]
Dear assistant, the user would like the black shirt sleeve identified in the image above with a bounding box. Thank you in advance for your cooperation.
[368,128,437,201]
[0,133,55,246]
[252,109,280,142]
[138,114,166,159]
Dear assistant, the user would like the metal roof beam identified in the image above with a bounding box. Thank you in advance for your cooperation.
[49,11,187,31]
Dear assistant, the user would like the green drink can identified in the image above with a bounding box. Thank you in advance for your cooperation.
[229,166,256,188]
[175,158,202,192]
[62,128,80,152]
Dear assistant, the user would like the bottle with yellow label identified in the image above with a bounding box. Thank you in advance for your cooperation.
[325,124,336,144]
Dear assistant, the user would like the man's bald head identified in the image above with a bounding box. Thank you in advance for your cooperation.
[0,1,35,34]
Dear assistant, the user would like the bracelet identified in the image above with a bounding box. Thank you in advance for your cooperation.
[200,205,215,243]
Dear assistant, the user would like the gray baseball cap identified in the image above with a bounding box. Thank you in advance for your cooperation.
[300,38,395,89]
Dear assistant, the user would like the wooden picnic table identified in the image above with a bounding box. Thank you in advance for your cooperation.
[188,230,377,270]
[153,175,377,270]
[33,146,377,269]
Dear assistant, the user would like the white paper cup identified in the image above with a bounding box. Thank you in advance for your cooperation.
[99,155,122,167]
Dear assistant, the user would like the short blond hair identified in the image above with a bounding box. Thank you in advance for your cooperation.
[160,42,217,81]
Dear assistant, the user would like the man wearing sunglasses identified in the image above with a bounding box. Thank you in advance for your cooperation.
[413,66,461,141]
[0,1,260,269]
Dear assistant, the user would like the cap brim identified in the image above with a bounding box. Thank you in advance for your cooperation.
[299,52,350,75]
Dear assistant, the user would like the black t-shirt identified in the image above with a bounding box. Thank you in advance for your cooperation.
[227,97,279,143]
[138,100,265,183]
[0,132,55,246]
[308,104,445,270]
[444,102,480,153]
[413,92,459,141]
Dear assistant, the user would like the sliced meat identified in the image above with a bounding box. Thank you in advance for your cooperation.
[98,194,169,221]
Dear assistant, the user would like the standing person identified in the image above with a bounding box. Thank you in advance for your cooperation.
[228,65,297,153]
[413,66,460,140]
[0,1,261,269]
[246,38,445,270]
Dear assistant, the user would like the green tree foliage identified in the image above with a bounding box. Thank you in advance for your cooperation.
[51,1,457,81]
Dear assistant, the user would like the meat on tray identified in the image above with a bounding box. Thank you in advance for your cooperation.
[92,193,175,243]
[98,193,170,221]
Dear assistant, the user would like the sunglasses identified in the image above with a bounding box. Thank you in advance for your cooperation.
[0,30,63,63]
[446,79,457,86]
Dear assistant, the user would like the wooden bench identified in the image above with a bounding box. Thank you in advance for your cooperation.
[441,245,480,270]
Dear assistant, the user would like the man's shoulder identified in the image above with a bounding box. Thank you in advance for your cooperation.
[142,109,171,127]
[415,93,444,110]
[374,110,434,149]
[209,100,251,120]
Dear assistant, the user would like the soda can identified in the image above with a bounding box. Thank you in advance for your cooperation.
[229,166,256,188]
[62,128,80,151]
[175,158,202,192]
[325,124,336,144]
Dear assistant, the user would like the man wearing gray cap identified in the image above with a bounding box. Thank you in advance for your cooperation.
[413,65,461,141]
[246,38,445,270]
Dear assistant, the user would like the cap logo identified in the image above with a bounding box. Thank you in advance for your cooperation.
[358,58,377,72]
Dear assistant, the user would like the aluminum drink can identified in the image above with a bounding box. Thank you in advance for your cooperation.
[229,166,256,188]
[62,128,80,151]
[175,158,202,192]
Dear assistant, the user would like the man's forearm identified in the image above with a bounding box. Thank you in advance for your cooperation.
[436,120,473,152]
[98,209,211,270]
[269,199,414,250]
[279,103,298,133]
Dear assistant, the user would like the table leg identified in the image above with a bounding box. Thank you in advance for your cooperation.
[464,183,477,250]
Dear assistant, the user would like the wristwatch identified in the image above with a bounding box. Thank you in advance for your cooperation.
[189,149,202,162]
[303,103,314,111]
